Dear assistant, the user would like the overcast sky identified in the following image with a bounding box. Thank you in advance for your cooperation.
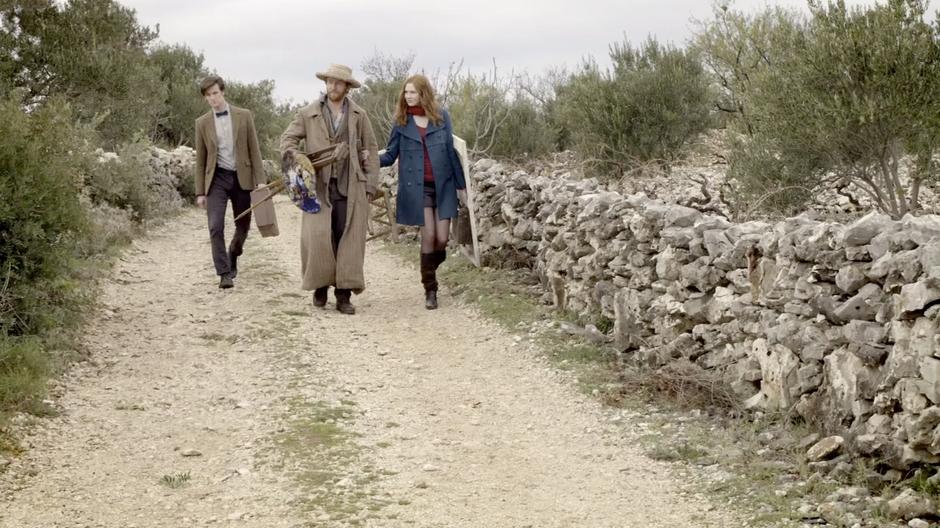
[120,0,939,105]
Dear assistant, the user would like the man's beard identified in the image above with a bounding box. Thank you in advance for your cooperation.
[328,89,346,103]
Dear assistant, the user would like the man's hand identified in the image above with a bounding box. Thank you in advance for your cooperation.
[293,151,316,176]
[359,149,369,166]
[196,195,207,209]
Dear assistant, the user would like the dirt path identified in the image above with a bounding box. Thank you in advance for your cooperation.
[0,198,740,527]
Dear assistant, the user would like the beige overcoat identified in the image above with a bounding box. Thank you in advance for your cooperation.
[279,98,380,293]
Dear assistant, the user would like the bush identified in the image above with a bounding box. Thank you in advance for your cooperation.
[557,37,713,178]
[84,139,183,222]
[485,94,557,160]
[443,65,514,157]
[693,3,803,135]
[706,0,940,217]
[1,0,165,148]
[0,94,92,339]
[225,79,294,161]
[0,335,51,422]
[356,52,414,145]
[149,44,209,148]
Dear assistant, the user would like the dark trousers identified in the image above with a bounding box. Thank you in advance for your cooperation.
[329,179,347,256]
[321,179,350,300]
[207,168,251,277]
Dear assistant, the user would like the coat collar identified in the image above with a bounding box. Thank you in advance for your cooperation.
[302,96,365,119]
[401,114,444,142]
[301,96,364,141]
[201,105,243,146]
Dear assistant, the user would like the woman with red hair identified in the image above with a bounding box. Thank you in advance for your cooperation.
[380,74,466,310]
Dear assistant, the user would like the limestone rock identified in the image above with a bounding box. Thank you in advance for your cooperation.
[887,488,936,520]
[807,436,845,461]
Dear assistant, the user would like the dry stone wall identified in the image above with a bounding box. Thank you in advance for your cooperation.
[469,158,940,471]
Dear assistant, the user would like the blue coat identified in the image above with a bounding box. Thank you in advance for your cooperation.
[379,109,466,226]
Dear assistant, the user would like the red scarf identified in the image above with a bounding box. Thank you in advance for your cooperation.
[406,105,426,116]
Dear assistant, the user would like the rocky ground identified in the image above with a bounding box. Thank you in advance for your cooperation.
[0,197,742,527]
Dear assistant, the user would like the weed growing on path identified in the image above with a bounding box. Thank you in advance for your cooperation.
[160,471,191,488]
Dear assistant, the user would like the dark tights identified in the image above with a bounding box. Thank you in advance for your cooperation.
[420,207,450,253]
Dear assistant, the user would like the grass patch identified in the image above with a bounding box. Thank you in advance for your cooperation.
[160,470,191,488]
[0,334,62,451]
[199,332,239,345]
[613,359,742,413]
[268,398,392,521]
[646,442,710,463]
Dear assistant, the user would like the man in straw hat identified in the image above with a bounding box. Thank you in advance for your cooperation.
[280,64,380,314]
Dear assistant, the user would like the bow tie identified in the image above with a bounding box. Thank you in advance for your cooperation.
[215,110,229,117]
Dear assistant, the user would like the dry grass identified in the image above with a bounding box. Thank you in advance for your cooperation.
[613,359,741,414]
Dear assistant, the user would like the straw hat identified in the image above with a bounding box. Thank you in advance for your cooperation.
[315,64,361,88]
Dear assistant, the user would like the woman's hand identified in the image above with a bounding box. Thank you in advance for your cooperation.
[457,189,468,208]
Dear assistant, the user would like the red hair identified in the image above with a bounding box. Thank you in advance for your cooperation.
[394,74,442,126]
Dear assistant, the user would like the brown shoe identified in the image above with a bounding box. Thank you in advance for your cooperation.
[335,289,355,315]
[313,286,328,308]
[219,275,234,289]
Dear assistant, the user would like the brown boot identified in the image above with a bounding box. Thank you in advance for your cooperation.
[335,288,355,315]
[420,253,438,310]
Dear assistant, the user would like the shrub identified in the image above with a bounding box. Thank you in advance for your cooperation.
[706,0,940,217]
[356,52,414,145]
[0,335,51,422]
[557,37,713,178]
[149,44,209,148]
[0,94,91,339]
[692,2,804,135]
[83,138,183,223]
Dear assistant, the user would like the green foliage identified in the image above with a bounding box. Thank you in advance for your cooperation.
[226,79,295,160]
[693,3,803,133]
[486,94,557,160]
[1,0,165,147]
[356,77,404,147]
[84,138,183,222]
[700,0,940,218]
[0,94,92,338]
[356,52,414,144]
[444,67,514,156]
[0,335,50,423]
[557,37,712,177]
[160,470,192,489]
[149,44,209,148]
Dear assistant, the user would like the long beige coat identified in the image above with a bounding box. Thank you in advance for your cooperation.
[194,105,265,194]
[279,98,380,293]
